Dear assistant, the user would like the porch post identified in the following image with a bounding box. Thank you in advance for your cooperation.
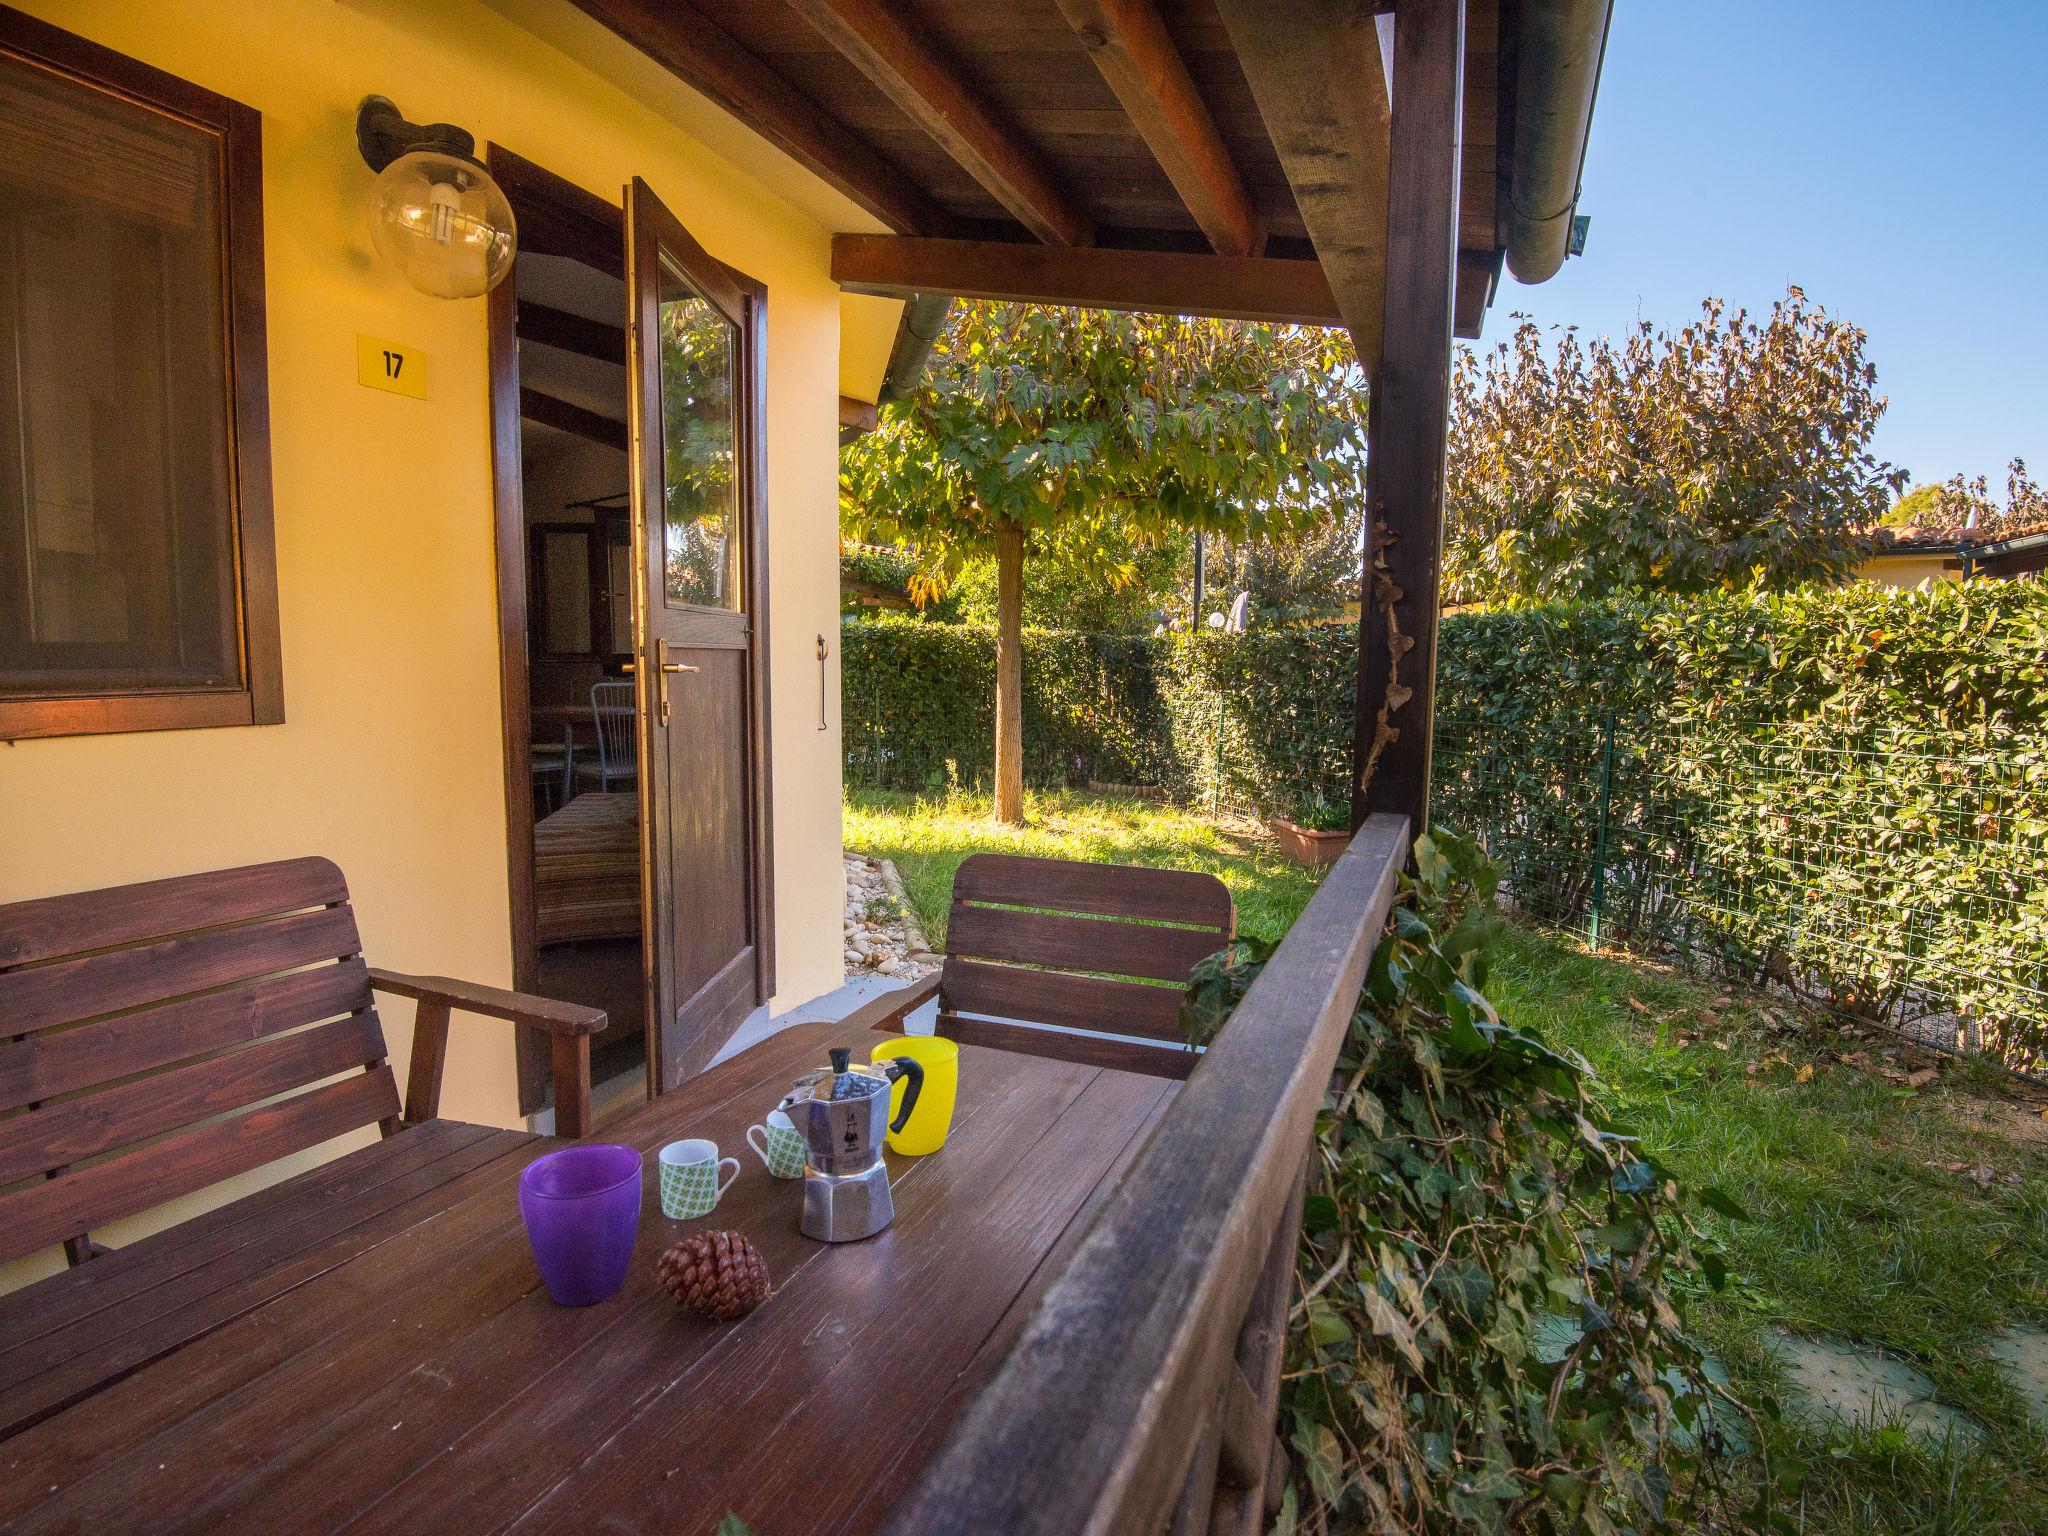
[1350,0,1464,835]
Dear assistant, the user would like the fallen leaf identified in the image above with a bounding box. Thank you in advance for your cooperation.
[1906,1067,1938,1089]
[1794,1064,1814,1084]
[1626,998,1650,1015]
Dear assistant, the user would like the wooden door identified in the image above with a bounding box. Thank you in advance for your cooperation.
[624,176,774,1092]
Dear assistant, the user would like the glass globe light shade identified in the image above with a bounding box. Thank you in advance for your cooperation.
[368,150,516,299]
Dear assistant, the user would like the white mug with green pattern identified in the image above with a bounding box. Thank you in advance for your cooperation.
[658,1139,739,1219]
[745,1109,805,1180]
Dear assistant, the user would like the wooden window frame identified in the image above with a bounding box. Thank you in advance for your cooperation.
[0,6,281,741]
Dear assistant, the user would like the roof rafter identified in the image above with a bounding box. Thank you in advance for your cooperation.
[1053,0,1259,257]
[783,0,1094,247]
[1212,0,1391,367]
[832,234,1340,325]
[520,388,628,453]
[518,302,626,367]
[569,0,951,235]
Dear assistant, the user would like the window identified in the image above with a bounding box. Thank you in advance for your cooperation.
[656,257,740,613]
[527,512,632,668]
[0,10,279,739]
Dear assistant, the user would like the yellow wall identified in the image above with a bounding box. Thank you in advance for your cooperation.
[1855,554,1960,588]
[1,0,859,1279]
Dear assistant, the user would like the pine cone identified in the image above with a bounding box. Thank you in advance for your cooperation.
[657,1230,771,1321]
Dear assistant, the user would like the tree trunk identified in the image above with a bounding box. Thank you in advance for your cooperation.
[993,519,1025,823]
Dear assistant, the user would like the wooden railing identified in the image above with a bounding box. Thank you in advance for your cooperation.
[877,812,1410,1536]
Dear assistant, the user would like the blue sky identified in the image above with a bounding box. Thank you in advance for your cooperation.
[1489,1,2047,494]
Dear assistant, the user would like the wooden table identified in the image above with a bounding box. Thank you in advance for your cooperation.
[532,790,641,945]
[0,1019,1175,1534]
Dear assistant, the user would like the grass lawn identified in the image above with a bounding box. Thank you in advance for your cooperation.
[848,788,2048,1534]
[844,787,1326,944]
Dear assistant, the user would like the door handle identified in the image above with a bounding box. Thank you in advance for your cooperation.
[654,640,697,725]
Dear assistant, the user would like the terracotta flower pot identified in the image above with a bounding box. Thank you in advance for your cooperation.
[1268,818,1350,867]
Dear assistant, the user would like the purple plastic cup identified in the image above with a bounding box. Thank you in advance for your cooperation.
[518,1143,644,1306]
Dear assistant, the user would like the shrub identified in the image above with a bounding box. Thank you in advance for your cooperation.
[847,578,2048,1064]
[1183,831,1766,1534]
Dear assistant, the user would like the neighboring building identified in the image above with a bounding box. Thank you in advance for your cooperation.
[1857,521,2048,586]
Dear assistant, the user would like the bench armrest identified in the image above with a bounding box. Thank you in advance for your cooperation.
[823,971,941,1035]
[369,969,605,1137]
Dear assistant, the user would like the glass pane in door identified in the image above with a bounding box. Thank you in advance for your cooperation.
[655,256,739,611]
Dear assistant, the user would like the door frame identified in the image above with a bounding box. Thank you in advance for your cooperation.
[623,176,777,1090]
[484,148,775,1115]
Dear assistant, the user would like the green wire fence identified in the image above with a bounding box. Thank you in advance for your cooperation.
[1434,713,2048,1072]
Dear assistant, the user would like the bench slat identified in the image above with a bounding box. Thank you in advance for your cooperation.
[0,1069,401,1264]
[945,903,1228,984]
[0,904,364,1035]
[0,960,375,1112]
[953,853,1234,929]
[0,857,347,969]
[944,957,1188,1042]
[0,1012,388,1186]
[940,1013,1197,1079]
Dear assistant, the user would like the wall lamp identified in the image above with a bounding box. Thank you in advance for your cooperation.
[355,95,516,299]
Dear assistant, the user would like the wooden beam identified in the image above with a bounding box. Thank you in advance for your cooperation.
[519,388,628,454]
[1453,249,1498,339]
[1351,0,1464,835]
[1053,0,1258,257]
[1212,0,1390,368]
[832,235,1340,325]
[838,395,879,433]
[568,0,950,235]
[517,301,626,366]
[785,0,1093,247]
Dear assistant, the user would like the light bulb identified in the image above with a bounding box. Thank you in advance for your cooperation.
[368,150,515,299]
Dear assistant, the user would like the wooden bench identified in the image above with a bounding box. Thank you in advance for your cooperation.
[0,857,605,1270]
[848,852,1235,1078]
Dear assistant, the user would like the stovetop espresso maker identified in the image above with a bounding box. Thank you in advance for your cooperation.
[783,1047,924,1242]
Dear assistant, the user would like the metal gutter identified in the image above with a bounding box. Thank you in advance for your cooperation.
[1504,0,1612,283]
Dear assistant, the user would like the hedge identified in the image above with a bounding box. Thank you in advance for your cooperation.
[843,579,2048,1063]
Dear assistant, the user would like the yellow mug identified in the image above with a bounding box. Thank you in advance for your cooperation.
[870,1035,959,1156]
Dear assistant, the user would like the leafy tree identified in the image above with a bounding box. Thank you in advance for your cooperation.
[842,302,1367,821]
[1880,482,1941,529]
[948,521,1182,633]
[1892,459,2047,539]
[1157,500,1365,630]
[1444,293,1904,606]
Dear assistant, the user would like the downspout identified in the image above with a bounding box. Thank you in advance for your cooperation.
[1504,0,1613,283]
[877,292,954,407]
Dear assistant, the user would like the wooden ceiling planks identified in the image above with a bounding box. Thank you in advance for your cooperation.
[781,0,1095,245]
[569,0,953,233]
[571,0,1516,348]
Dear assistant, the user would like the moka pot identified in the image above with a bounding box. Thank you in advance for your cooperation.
[784,1046,923,1242]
